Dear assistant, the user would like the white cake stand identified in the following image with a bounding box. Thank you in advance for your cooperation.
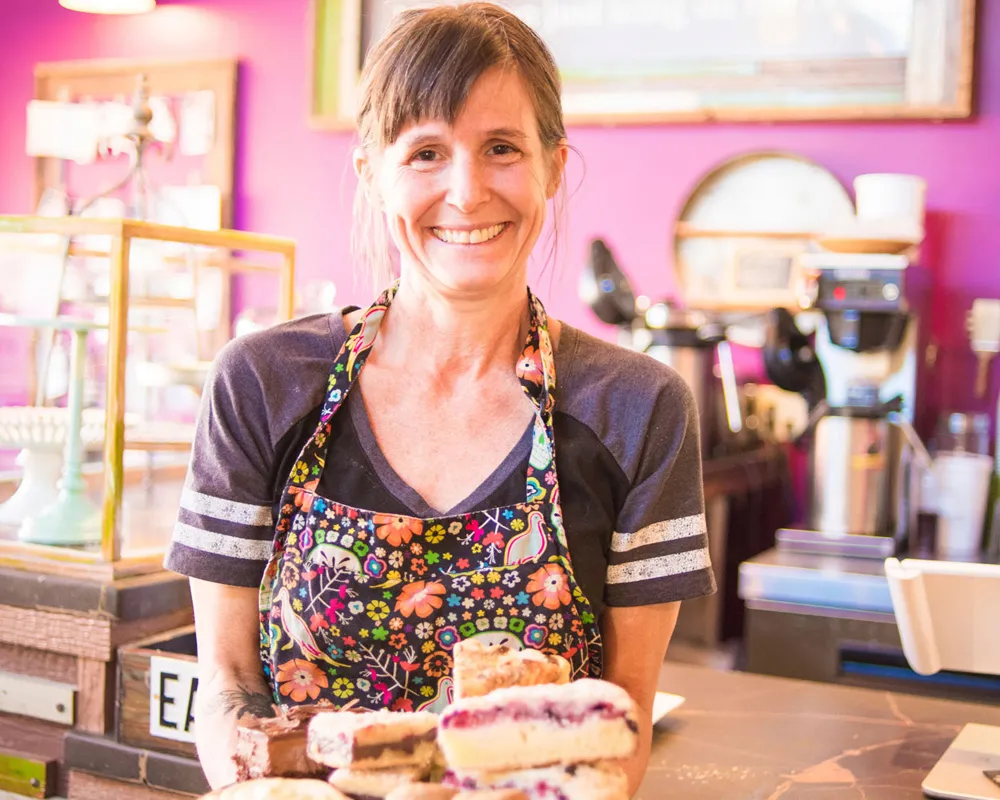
[0,406,111,529]
[0,314,107,545]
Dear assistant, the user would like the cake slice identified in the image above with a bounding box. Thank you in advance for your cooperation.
[437,679,639,772]
[445,763,628,800]
[234,706,331,780]
[328,764,427,799]
[308,709,439,770]
[453,792,529,800]
[452,639,570,700]
[203,777,351,799]
[384,785,458,800]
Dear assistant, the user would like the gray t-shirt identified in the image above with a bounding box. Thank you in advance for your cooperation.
[165,310,716,617]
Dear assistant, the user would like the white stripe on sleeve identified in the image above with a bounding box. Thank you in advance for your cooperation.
[610,513,706,553]
[606,547,710,585]
[172,522,275,561]
[181,487,273,527]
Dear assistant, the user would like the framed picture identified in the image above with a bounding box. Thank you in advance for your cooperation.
[311,0,977,129]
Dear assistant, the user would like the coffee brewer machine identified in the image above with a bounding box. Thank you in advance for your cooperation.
[768,252,922,557]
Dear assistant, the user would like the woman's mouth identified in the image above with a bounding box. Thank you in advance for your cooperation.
[430,222,509,245]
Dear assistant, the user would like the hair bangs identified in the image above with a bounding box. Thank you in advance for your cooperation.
[371,12,513,149]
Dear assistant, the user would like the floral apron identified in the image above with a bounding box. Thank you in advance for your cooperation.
[259,285,603,712]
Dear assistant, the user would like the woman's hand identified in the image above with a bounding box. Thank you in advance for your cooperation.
[599,601,681,797]
[190,579,273,789]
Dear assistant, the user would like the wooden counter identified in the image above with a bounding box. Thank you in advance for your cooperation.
[641,662,1000,799]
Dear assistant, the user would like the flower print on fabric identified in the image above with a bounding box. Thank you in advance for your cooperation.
[516,344,544,386]
[275,659,328,702]
[258,285,604,711]
[375,514,423,548]
[526,563,572,610]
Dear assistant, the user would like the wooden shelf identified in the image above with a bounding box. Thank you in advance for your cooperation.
[675,222,818,240]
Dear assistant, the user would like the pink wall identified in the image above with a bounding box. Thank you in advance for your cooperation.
[1,0,999,433]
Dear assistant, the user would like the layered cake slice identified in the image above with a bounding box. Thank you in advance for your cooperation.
[234,706,331,780]
[453,792,529,800]
[445,763,628,800]
[384,785,458,800]
[437,679,639,772]
[204,777,350,799]
[308,709,439,770]
[328,764,427,799]
[452,639,571,700]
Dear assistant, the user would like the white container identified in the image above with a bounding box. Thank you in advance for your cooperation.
[854,173,927,242]
[933,451,993,558]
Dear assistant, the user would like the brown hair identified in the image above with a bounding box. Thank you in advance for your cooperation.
[352,2,568,287]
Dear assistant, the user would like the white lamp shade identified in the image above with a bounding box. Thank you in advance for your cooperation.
[59,0,156,13]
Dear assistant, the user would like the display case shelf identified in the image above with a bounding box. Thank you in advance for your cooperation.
[0,215,296,579]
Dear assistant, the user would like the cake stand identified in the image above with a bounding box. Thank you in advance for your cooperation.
[0,314,106,545]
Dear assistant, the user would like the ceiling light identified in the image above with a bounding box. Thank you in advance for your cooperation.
[59,0,156,14]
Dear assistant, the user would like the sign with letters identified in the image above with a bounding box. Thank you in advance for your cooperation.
[149,656,199,743]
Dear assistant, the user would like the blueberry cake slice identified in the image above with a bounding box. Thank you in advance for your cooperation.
[438,680,639,772]
[446,763,628,800]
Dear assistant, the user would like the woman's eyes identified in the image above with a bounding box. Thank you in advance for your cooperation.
[408,144,521,164]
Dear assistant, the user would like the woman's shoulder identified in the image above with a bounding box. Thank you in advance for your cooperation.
[556,321,694,405]
[552,321,696,484]
[212,311,348,384]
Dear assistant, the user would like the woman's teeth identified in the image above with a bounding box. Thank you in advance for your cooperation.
[431,223,506,244]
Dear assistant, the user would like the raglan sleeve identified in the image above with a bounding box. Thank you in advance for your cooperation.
[163,338,278,588]
[604,371,717,607]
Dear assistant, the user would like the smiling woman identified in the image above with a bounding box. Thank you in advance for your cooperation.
[165,3,716,795]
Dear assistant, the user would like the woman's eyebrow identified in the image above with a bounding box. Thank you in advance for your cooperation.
[397,132,442,150]
[485,127,528,142]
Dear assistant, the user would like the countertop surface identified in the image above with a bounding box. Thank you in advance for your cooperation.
[641,662,1000,799]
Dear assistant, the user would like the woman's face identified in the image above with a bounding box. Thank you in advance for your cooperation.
[364,66,566,296]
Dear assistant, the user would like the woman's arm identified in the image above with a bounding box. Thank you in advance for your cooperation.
[600,601,680,798]
[190,579,275,789]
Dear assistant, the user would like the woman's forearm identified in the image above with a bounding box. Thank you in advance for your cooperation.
[619,706,653,797]
[195,670,276,789]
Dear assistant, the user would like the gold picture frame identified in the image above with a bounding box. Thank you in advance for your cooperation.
[310,0,977,129]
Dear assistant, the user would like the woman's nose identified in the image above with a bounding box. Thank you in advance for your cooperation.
[445,155,489,213]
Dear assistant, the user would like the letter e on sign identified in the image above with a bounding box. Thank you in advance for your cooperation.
[150,655,199,743]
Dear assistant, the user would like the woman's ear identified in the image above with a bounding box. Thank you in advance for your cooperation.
[355,146,386,211]
[547,140,569,199]
[353,146,373,194]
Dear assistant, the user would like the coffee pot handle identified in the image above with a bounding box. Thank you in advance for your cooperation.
[887,411,933,470]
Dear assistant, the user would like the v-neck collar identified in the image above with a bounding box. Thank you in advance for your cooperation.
[346,387,534,518]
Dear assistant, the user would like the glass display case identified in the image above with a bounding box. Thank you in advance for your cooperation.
[0,215,295,579]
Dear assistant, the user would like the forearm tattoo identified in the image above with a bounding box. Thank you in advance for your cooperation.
[217,685,277,720]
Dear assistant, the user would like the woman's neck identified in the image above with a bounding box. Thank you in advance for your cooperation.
[370,271,530,381]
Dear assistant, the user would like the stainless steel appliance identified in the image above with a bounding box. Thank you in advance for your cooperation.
[767,252,922,557]
[579,239,744,458]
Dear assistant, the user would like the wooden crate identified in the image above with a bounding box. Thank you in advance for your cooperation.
[0,565,194,736]
[0,747,57,798]
[0,715,68,798]
[64,729,208,798]
[118,626,198,758]
[69,771,197,800]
